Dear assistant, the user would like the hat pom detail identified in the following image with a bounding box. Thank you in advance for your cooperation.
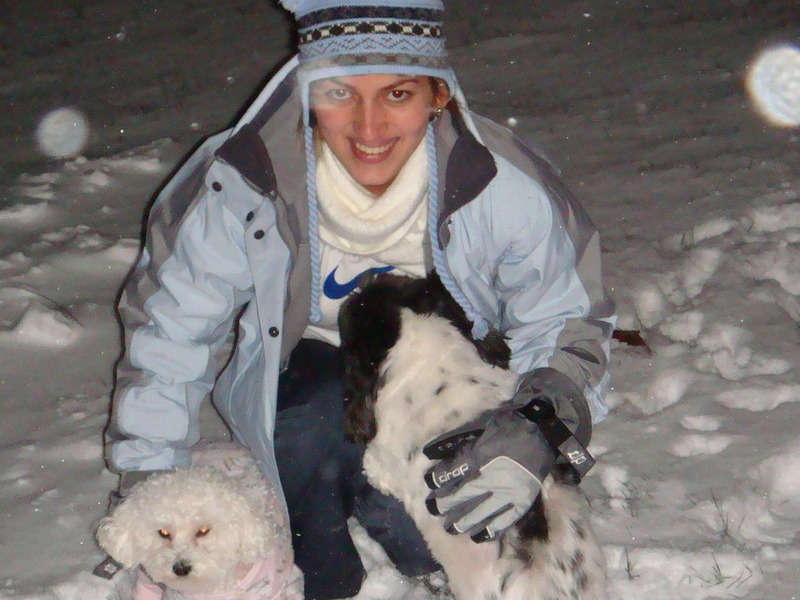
[278,0,305,15]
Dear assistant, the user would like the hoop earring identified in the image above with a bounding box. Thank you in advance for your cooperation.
[429,107,444,122]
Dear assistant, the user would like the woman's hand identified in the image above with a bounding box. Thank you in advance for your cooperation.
[423,404,557,542]
[422,367,595,542]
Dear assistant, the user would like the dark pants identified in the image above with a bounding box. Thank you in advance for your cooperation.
[274,339,438,600]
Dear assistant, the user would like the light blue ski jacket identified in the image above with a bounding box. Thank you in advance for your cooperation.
[106,58,616,488]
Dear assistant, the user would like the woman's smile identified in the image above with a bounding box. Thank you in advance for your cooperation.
[351,139,397,160]
[311,74,448,195]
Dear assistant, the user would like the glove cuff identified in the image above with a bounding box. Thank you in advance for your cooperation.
[514,367,592,446]
[106,469,169,512]
[516,397,595,480]
[119,469,169,494]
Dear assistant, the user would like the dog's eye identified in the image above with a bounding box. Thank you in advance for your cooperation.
[196,526,211,538]
[158,529,172,540]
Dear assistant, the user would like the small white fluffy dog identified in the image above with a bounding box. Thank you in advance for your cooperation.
[339,274,608,600]
[97,443,303,600]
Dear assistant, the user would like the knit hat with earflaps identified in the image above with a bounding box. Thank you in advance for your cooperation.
[279,0,457,123]
[278,0,489,338]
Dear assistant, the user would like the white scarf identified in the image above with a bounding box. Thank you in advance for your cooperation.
[315,138,428,272]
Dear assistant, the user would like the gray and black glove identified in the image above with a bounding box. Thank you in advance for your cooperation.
[423,368,594,543]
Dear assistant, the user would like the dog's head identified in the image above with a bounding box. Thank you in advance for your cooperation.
[338,271,510,445]
[96,467,277,592]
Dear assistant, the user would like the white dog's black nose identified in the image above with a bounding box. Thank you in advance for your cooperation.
[173,560,192,577]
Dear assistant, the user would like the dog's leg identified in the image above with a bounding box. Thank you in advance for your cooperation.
[498,480,608,600]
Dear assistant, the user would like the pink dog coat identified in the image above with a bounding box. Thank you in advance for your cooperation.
[132,443,303,600]
[133,556,304,600]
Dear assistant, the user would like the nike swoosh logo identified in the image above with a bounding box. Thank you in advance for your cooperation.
[323,265,395,300]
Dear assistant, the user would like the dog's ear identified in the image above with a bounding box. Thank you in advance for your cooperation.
[342,356,382,445]
[342,327,395,445]
[96,513,139,567]
[231,489,273,563]
[97,488,168,568]
[339,285,403,445]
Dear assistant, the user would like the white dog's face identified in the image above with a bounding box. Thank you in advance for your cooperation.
[97,467,273,592]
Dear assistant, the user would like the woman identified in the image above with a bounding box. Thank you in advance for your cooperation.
[104,1,616,598]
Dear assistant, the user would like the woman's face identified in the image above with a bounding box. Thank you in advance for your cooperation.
[310,74,448,196]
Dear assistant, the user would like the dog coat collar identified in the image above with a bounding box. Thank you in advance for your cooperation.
[133,572,167,600]
[133,556,303,600]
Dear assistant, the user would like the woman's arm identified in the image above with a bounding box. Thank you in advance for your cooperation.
[499,175,615,433]
[425,155,615,541]
[105,155,255,474]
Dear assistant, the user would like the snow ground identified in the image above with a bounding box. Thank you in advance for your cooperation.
[1,1,799,599]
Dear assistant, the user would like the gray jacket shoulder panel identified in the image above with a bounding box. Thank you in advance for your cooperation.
[215,122,277,197]
[213,71,298,199]
[436,105,498,232]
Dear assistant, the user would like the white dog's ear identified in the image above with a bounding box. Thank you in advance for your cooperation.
[238,510,272,563]
[96,514,139,567]
[237,528,268,564]
[230,487,275,563]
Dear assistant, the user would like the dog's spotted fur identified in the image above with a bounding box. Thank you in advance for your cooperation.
[339,273,608,600]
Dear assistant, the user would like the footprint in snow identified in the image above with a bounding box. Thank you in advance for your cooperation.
[715,384,800,411]
[668,434,735,457]
[679,415,721,432]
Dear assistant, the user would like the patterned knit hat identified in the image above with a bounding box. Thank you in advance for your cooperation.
[279,0,456,122]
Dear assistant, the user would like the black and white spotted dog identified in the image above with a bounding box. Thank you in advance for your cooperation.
[339,272,608,600]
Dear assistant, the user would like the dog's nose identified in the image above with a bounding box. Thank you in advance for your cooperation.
[172,560,192,577]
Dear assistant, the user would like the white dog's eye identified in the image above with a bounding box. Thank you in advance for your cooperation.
[196,526,211,538]
[158,528,172,540]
